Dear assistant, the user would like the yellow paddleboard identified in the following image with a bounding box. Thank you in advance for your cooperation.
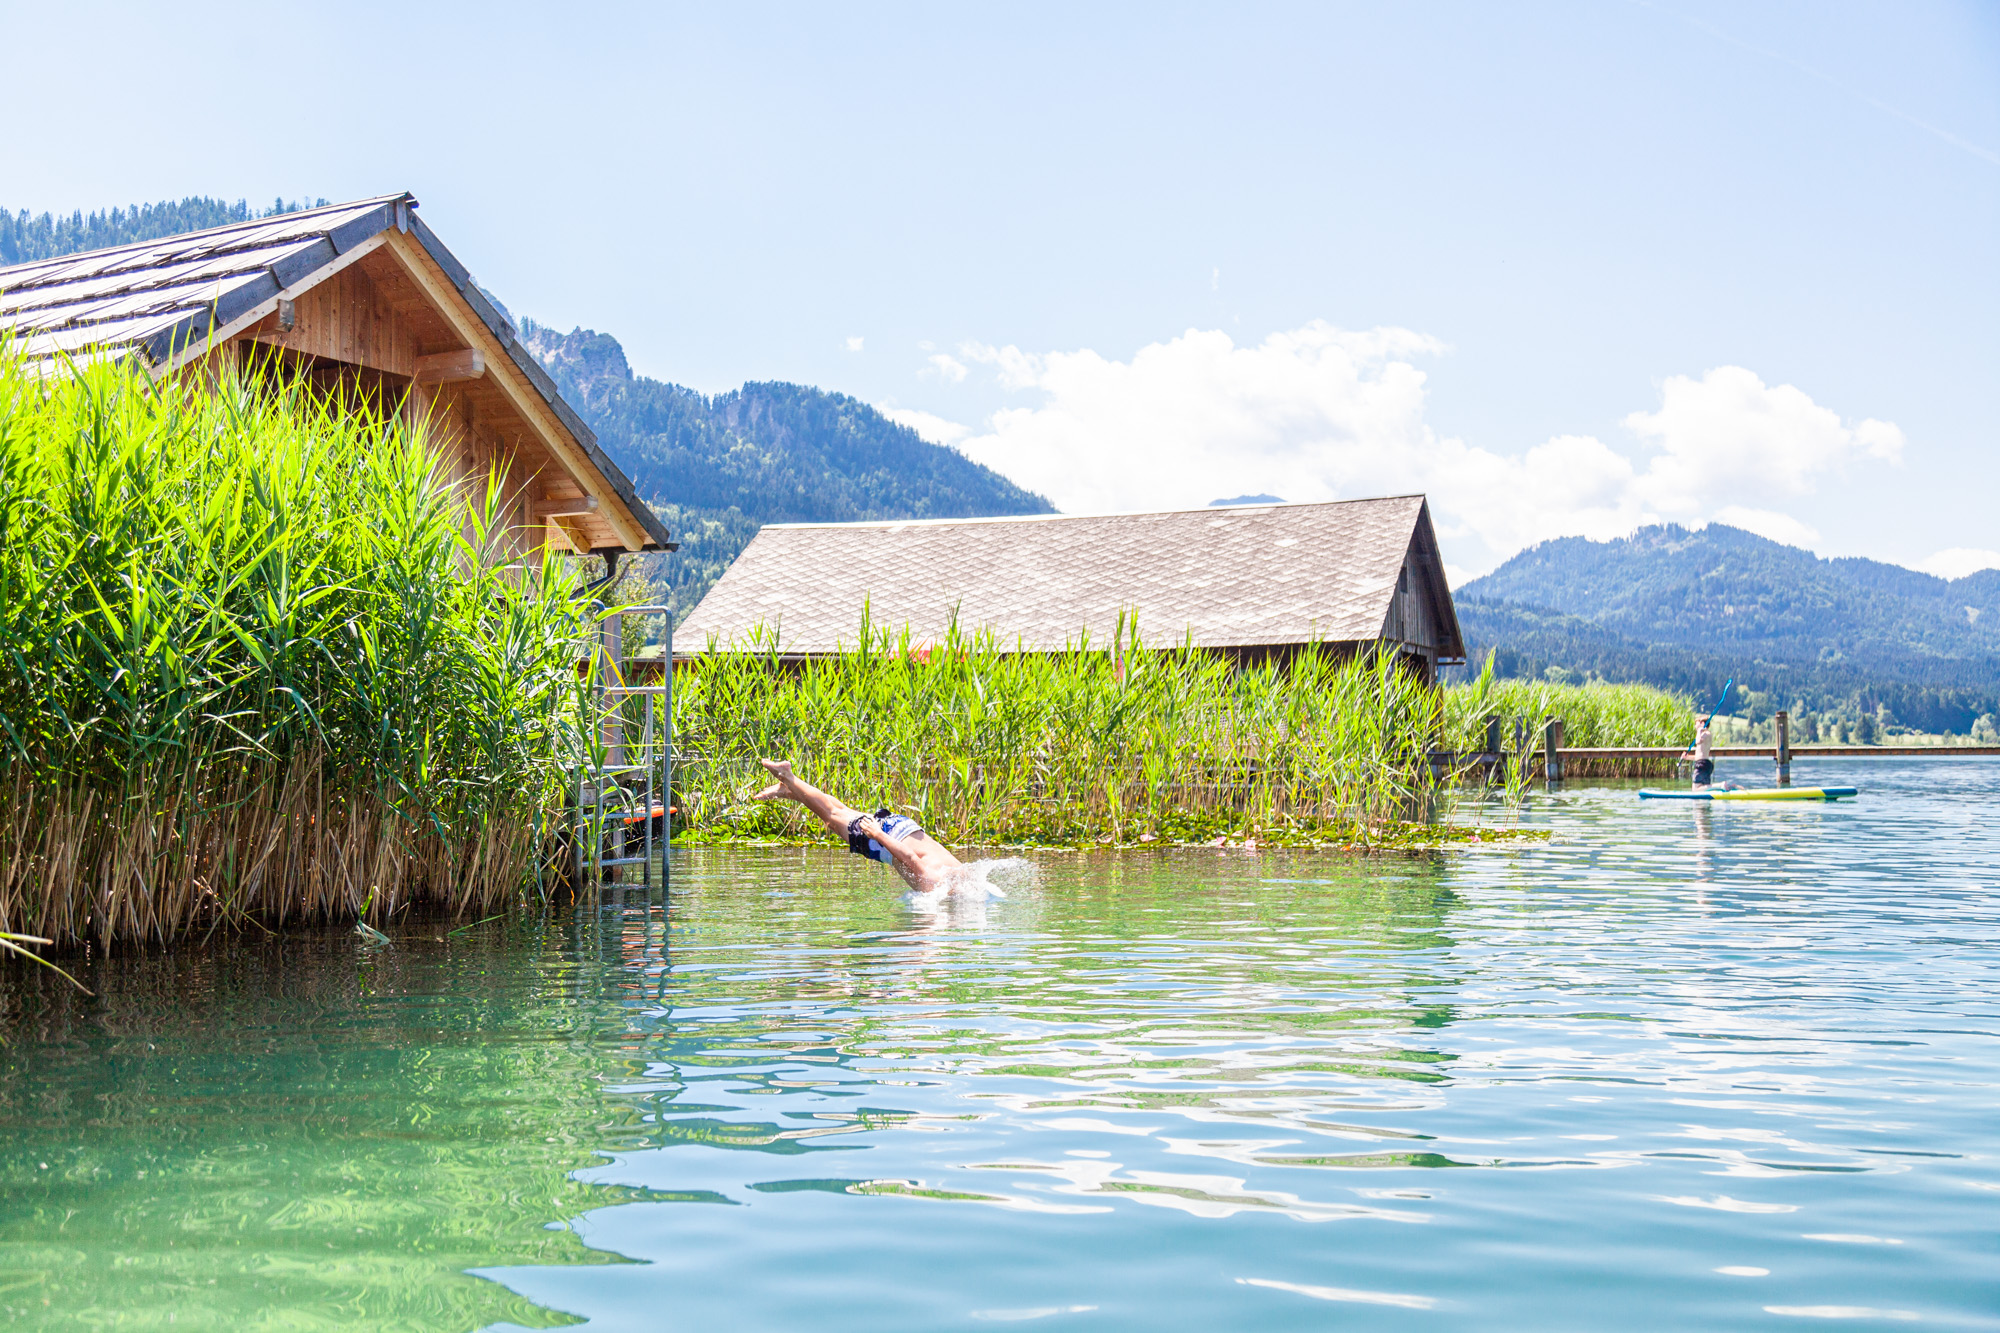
[1639,787,1858,801]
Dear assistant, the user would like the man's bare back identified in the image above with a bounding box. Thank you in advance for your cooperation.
[751,758,966,891]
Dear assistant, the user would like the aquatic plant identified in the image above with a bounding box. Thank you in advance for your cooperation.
[0,345,598,948]
[673,614,1457,848]
[672,629,1697,846]
[1443,653,1693,750]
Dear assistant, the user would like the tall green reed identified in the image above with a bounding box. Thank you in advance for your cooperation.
[1444,652,1691,751]
[674,613,1448,847]
[675,631,1698,844]
[0,345,598,947]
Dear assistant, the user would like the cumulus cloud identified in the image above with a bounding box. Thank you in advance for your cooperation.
[1625,366,1903,516]
[879,405,971,447]
[1915,548,2000,580]
[924,352,968,383]
[939,323,1902,565]
[845,335,864,352]
[1710,506,1822,548]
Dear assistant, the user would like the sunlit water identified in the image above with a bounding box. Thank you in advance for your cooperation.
[1,758,1995,1329]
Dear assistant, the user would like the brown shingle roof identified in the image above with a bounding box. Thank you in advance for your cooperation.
[678,495,1462,657]
[0,195,411,364]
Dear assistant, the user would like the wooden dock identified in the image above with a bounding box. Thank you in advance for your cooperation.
[1443,711,2000,781]
[1558,744,2000,760]
[1528,743,1998,780]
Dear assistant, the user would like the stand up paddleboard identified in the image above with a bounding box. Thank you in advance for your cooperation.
[1639,787,1858,801]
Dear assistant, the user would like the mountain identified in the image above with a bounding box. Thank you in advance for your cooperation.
[2,197,326,266]
[1456,524,2000,733]
[520,322,1056,611]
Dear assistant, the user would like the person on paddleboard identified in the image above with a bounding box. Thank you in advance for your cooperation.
[1690,714,1715,789]
[750,758,968,892]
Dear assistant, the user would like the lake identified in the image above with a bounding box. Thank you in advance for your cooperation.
[1,758,1995,1329]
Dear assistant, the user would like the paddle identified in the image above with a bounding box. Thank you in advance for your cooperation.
[1686,678,1733,755]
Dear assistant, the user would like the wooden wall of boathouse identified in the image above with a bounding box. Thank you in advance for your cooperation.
[183,243,621,560]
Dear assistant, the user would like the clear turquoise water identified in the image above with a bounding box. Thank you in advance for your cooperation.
[1,759,1996,1329]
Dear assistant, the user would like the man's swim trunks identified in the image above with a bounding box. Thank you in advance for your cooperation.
[847,808,923,864]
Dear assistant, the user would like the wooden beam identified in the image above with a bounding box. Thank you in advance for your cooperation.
[376,231,649,551]
[414,348,485,384]
[540,515,592,552]
[533,495,598,521]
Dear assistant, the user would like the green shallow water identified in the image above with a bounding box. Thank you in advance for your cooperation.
[1,758,1996,1329]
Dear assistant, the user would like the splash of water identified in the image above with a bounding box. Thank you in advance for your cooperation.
[909,856,1036,901]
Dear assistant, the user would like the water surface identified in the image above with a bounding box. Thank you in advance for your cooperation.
[1,758,1995,1329]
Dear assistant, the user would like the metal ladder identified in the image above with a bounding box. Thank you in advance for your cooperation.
[571,601,673,889]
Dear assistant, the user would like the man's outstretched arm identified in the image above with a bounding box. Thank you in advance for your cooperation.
[857,816,928,878]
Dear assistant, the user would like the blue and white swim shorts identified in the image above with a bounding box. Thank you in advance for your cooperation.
[846,808,923,864]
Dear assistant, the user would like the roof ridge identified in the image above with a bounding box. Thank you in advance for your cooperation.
[0,193,415,279]
[759,494,1425,531]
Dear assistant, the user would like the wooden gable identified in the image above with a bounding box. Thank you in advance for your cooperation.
[0,194,668,557]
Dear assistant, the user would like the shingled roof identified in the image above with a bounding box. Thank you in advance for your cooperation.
[678,495,1464,662]
[0,193,670,550]
[0,196,414,365]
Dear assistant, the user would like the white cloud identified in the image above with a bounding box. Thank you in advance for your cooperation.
[879,405,971,447]
[1915,547,2000,580]
[1625,366,1903,517]
[944,324,1903,568]
[845,335,865,352]
[924,352,968,383]
[1710,506,1822,548]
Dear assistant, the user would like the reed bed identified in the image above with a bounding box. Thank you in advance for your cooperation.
[1444,656,1693,748]
[675,616,1461,848]
[0,347,596,948]
[674,630,1697,847]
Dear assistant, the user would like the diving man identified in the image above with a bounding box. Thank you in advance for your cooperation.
[751,758,967,891]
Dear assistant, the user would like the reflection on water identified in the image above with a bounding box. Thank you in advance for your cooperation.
[0,759,1995,1330]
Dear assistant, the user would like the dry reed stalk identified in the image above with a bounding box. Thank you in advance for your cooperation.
[0,348,599,950]
[0,753,542,948]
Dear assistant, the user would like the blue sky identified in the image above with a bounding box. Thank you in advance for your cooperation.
[7,1,1995,579]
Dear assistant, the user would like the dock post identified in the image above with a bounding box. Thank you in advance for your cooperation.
[1775,710,1791,787]
[1544,717,1564,784]
[672,588,680,892]
[1484,714,1503,785]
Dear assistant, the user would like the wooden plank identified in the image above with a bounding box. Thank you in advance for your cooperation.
[1554,745,2000,760]
[539,515,592,553]
[404,215,669,552]
[414,348,485,384]
[376,230,648,551]
[534,495,599,520]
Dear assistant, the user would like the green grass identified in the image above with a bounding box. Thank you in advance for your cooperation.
[0,345,599,947]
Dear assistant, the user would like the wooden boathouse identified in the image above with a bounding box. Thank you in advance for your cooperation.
[0,192,670,560]
[677,495,1466,682]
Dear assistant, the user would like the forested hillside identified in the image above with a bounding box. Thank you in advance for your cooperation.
[521,321,1055,611]
[1456,525,2000,734]
[1,197,326,265]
